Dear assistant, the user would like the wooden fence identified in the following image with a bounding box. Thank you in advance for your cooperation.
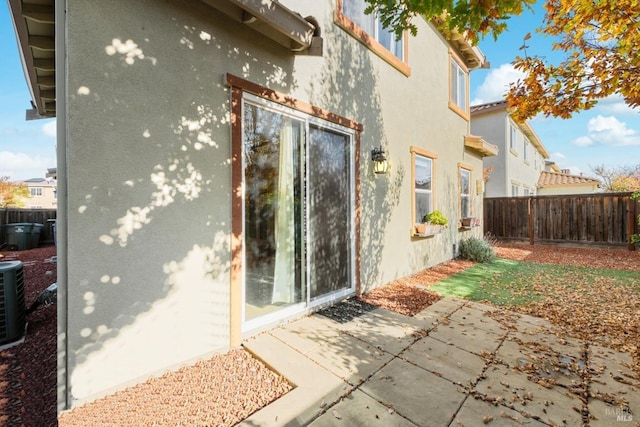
[484,193,639,250]
[0,208,57,245]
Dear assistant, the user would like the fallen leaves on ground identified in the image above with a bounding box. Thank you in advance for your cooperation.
[365,243,640,376]
[359,260,474,316]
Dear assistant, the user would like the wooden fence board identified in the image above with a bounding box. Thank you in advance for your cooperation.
[484,193,639,249]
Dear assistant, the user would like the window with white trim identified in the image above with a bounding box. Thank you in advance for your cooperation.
[459,167,471,219]
[524,139,529,161]
[411,147,437,225]
[30,187,42,197]
[509,124,517,151]
[449,53,468,117]
[341,0,404,60]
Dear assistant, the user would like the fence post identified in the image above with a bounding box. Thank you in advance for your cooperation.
[630,197,637,251]
[528,197,534,246]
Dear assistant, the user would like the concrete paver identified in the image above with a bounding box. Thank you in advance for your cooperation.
[360,358,465,426]
[338,308,427,356]
[269,315,342,355]
[305,332,394,386]
[451,395,547,426]
[242,296,639,426]
[475,363,584,426]
[241,333,350,426]
[402,336,486,386]
[447,303,510,337]
[308,389,418,427]
[428,320,505,355]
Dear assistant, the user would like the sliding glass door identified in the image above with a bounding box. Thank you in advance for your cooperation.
[308,124,353,301]
[242,95,355,330]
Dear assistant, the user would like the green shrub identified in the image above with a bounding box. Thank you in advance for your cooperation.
[459,237,496,263]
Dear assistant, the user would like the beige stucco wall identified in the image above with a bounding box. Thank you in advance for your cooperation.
[62,0,486,406]
[20,181,57,209]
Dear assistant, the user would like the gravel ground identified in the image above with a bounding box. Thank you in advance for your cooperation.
[0,245,57,427]
[58,349,292,427]
[2,242,638,426]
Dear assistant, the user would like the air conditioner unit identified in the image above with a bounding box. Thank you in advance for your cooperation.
[0,261,26,345]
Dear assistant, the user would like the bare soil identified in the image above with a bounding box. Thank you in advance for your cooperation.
[2,243,639,426]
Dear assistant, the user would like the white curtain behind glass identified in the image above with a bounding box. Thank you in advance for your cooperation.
[272,117,295,303]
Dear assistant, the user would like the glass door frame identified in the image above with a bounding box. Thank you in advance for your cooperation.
[240,93,357,334]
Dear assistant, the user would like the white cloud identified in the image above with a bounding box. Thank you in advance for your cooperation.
[0,151,55,181]
[42,119,57,138]
[547,152,583,175]
[471,63,526,105]
[597,94,640,116]
[572,115,640,147]
[571,136,594,147]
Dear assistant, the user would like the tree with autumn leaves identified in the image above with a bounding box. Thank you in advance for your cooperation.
[365,0,639,120]
[0,176,29,208]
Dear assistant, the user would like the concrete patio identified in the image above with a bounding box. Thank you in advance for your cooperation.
[241,297,638,426]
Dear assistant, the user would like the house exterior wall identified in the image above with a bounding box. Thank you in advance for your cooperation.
[61,0,486,406]
[470,114,508,197]
[20,180,57,209]
[471,110,545,197]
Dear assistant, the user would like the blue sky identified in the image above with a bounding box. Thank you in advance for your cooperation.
[470,3,640,176]
[1,2,638,181]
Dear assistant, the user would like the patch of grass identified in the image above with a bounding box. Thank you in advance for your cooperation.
[430,258,640,307]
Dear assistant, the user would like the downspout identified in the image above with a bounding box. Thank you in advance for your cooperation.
[55,0,69,412]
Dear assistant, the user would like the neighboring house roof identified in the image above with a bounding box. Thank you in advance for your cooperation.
[470,100,550,159]
[537,171,601,189]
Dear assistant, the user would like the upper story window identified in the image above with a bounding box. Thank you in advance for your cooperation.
[509,124,517,152]
[30,187,43,197]
[449,51,469,119]
[524,139,529,161]
[411,146,438,226]
[336,0,409,75]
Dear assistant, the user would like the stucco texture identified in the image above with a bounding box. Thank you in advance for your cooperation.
[62,0,486,405]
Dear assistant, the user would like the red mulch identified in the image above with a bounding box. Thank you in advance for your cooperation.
[0,245,57,427]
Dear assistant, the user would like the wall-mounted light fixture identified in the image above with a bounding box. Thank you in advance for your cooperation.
[371,146,389,175]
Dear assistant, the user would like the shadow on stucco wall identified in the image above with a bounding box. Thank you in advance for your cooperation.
[307,21,404,294]
[64,0,301,402]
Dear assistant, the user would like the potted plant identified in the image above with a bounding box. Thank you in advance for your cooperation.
[415,210,448,235]
[460,217,481,228]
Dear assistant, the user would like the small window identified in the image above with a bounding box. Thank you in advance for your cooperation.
[511,184,519,197]
[449,52,468,118]
[509,124,517,151]
[30,187,43,197]
[336,0,409,74]
[411,147,438,226]
[524,139,529,161]
[459,167,471,219]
